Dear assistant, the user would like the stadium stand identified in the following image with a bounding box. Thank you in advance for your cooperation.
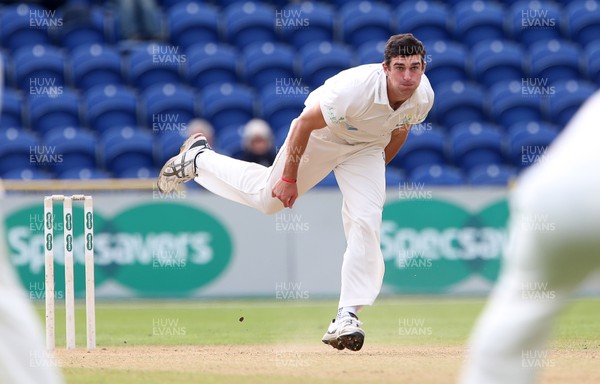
[222,1,277,49]
[28,89,81,135]
[449,122,504,172]
[100,126,155,177]
[391,128,446,174]
[185,42,238,89]
[423,40,468,89]
[0,127,39,177]
[339,1,392,47]
[43,126,97,176]
[167,2,220,51]
[200,82,255,131]
[409,164,465,186]
[241,42,295,92]
[0,0,598,184]
[452,1,505,47]
[71,44,123,91]
[395,1,450,42]
[298,41,354,89]
[470,40,525,88]
[84,84,139,134]
[279,2,335,50]
[1,3,51,52]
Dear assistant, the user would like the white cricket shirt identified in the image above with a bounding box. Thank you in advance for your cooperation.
[305,64,434,145]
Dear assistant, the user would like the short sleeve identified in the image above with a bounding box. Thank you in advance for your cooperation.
[313,75,361,131]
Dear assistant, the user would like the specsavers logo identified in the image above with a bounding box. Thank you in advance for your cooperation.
[5,202,233,297]
[381,199,509,293]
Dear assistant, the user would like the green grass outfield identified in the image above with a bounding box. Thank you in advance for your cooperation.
[38,297,600,383]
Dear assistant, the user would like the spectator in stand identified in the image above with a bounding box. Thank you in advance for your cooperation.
[114,0,161,40]
[234,119,276,167]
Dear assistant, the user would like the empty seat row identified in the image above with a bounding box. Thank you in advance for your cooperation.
[3,1,599,53]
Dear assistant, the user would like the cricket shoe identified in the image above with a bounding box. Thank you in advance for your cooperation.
[321,313,365,351]
[157,133,211,193]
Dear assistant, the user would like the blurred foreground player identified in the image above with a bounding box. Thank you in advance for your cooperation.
[157,34,434,351]
[461,91,600,383]
[0,53,64,384]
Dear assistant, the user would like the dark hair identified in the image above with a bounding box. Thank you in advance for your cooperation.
[384,33,426,66]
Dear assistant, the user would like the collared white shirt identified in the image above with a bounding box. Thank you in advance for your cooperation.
[305,64,434,145]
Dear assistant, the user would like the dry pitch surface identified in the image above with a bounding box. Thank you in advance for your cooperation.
[55,344,599,384]
[46,298,600,384]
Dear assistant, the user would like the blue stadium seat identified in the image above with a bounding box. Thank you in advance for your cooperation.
[508,1,562,47]
[222,2,276,49]
[566,0,600,48]
[0,4,51,52]
[260,85,306,133]
[530,39,583,84]
[159,0,204,11]
[241,42,295,92]
[43,126,97,176]
[0,88,24,129]
[55,5,105,51]
[156,130,188,166]
[316,171,338,188]
[453,1,505,47]
[339,1,392,47]
[385,167,406,188]
[13,44,66,91]
[357,41,386,65]
[424,41,468,89]
[279,2,334,50]
[0,127,39,176]
[167,2,219,50]
[58,167,109,180]
[299,42,353,89]
[101,126,155,177]
[185,43,238,89]
[468,164,517,186]
[118,166,158,179]
[544,80,597,127]
[507,122,558,169]
[430,81,486,130]
[126,43,183,91]
[3,168,51,180]
[141,83,197,133]
[275,125,289,148]
[391,128,446,173]
[216,124,244,155]
[395,2,450,42]
[471,40,525,88]
[71,44,123,91]
[488,80,542,129]
[84,84,138,134]
[200,83,255,129]
[28,89,81,135]
[409,164,464,186]
[449,122,504,172]
[586,40,600,85]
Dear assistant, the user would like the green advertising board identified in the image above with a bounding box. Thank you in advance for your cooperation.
[5,201,233,297]
[381,198,509,293]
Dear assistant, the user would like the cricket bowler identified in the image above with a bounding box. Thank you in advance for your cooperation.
[157,33,434,351]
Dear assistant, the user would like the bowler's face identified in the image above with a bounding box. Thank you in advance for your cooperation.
[383,55,425,96]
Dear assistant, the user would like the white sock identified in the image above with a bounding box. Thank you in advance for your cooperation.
[336,306,358,320]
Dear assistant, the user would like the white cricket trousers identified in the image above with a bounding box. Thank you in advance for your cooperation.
[0,249,64,384]
[194,122,387,308]
[461,91,600,384]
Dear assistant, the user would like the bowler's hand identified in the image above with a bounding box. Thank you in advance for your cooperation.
[271,179,298,208]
